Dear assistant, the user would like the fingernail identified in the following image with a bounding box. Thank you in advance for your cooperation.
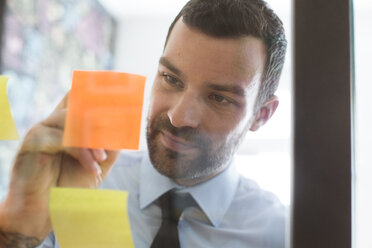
[96,174,103,187]
[93,149,107,162]
[101,150,107,161]
[95,162,102,175]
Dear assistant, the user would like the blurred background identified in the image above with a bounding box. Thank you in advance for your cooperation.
[0,0,292,207]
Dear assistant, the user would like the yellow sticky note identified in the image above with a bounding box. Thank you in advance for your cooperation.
[0,76,19,140]
[49,188,134,248]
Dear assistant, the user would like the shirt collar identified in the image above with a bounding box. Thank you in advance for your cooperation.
[139,154,179,209]
[139,153,240,227]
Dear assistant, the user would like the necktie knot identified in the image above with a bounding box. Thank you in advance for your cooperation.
[159,191,195,221]
[151,191,196,248]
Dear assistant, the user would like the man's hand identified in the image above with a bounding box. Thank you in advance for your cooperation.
[0,94,120,246]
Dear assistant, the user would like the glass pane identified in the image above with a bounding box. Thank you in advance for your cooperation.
[236,0,292,206]
[354,0,372,247]
[0,1,292,247]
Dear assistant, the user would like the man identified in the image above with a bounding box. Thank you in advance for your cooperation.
[0,0,287,247]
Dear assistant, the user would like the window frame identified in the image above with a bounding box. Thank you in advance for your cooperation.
[292,0,353,247]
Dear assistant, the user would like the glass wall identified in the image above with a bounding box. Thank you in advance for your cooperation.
[0,0,116,200]
[0,1,292,247]
[354,0,372,247]
[235,0,292,206]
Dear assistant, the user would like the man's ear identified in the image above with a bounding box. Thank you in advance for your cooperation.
[249,95,279,131]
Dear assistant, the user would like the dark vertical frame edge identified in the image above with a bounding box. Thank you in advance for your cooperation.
[291,0,352,247]
[349,0,356,246]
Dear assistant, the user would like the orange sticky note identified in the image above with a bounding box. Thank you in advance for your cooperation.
[63,70,146,150]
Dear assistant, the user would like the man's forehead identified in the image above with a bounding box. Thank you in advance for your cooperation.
[163,19,266,82]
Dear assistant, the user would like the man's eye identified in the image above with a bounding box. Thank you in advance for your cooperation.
[161,73,183,88]
[208,94,231,105]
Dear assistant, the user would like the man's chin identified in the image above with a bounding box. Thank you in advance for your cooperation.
[152,161,202,185]
[150,150,190,178]
[151,157,225,186]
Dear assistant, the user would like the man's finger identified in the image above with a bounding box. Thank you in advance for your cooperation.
[53,92,69,111]
[21,124,63,154]
[91,149,107,163]
[41,108,67,130]
[99,150,120,179]
[65,148,102,176]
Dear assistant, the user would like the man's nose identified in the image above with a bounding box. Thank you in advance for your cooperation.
[167,94,202,129]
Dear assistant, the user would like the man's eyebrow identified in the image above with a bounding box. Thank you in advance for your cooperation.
[159,57,184,78]
[207,83,246,97]
[159,57,247,97]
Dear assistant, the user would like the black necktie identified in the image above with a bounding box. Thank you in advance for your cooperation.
[150,191,194,248]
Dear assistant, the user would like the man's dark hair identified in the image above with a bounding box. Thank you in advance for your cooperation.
[164,0,287,112]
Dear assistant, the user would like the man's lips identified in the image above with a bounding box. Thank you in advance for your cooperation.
[160,131,199,154]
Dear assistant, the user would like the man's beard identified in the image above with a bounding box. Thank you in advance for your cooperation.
[146,114,242,183]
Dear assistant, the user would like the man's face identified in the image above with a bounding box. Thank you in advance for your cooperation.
[146,19,267,186]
